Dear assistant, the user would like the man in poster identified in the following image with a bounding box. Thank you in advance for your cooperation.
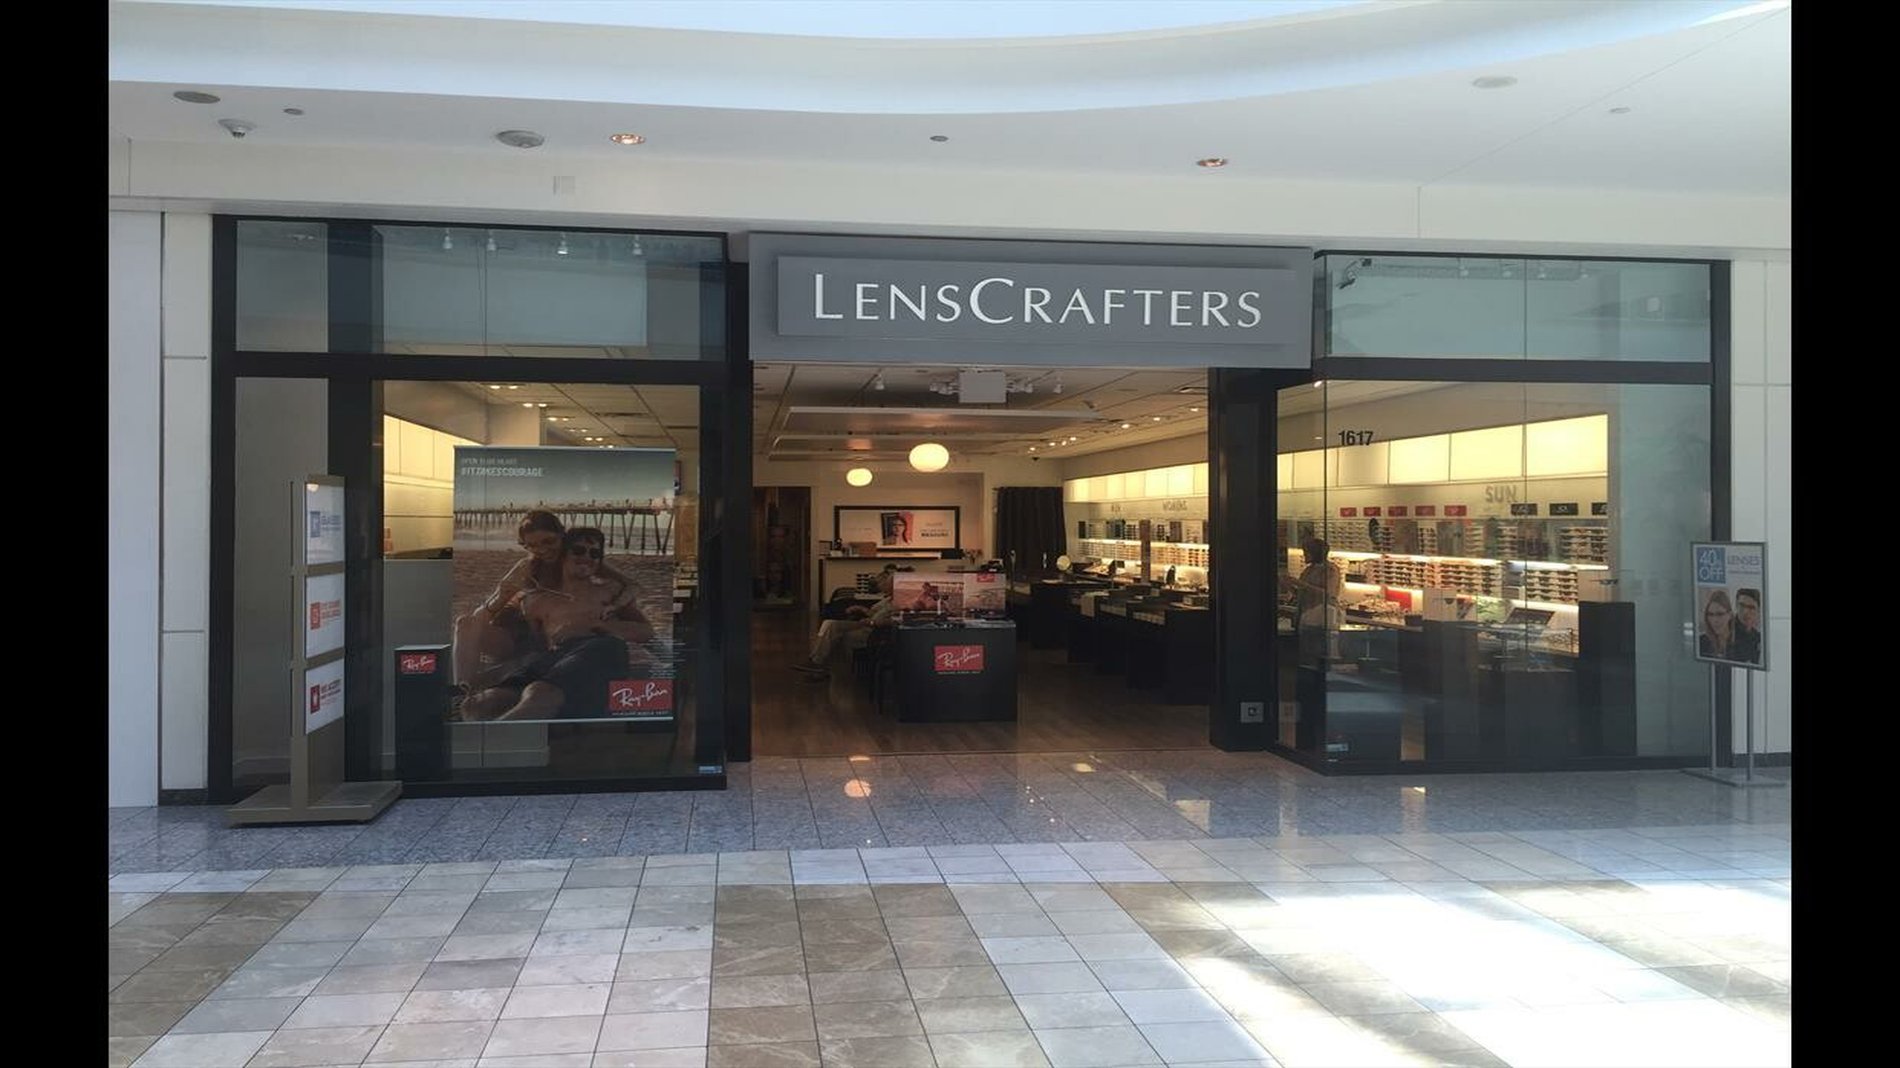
[461,528,655,720]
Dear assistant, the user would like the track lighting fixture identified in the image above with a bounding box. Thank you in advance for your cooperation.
[441,229,453,251]
[556,233,569,256]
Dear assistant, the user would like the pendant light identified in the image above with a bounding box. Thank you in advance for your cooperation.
[846,468,873,487]
[908,443,949,472]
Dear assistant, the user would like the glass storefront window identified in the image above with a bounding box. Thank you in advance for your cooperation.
[376,380,711,786]
[233,221,726,358]
[1275,380,1711,765]
[1323,255,1711,362]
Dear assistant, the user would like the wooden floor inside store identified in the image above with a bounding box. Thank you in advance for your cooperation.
[750,609,1211,757]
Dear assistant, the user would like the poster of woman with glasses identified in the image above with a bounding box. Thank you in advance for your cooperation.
[450,446,680,723]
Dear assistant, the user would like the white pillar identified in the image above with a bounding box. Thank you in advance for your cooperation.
[109,211,163,806]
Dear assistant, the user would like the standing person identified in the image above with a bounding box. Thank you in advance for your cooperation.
[1698,589,1737,660]
[1732,587,1763,664]
[462,527,655,721]
[791,566,895,678]
[1294,538,1344,666]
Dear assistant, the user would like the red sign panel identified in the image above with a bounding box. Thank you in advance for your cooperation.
[1387,506,1408,517]
[1445,505,1468,517]
[934,645,985,674]
[398,652,438,675]
[1364,507,1382,517]
[608,679,675,716]
[1414,505,1436,517]
[1339,507,1358,518]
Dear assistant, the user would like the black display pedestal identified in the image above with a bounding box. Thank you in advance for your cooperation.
[395,644,451,781]
[895,621,1019,723]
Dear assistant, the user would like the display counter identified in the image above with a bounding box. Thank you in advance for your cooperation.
[894,619,1018,723]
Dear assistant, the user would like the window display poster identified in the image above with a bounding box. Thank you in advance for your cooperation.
[894,574,963,618]
[836,506,958,550]
[305,481,346,565]
[962,572,1006,617]
[1691,541,1768,670]
[451,446,681,724]
[305,572,346,659]
[305,658,346,733]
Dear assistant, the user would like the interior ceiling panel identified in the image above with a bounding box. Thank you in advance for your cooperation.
[782,405,1104,436]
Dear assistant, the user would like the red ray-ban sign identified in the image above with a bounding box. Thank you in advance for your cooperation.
[934,646,985,674]
[609,679,674,715]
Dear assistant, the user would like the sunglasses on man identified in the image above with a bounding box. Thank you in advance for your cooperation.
[567,543,604,559]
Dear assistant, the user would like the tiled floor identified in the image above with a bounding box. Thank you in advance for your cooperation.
[109,752,1792,872]
[110,755,1791,1066]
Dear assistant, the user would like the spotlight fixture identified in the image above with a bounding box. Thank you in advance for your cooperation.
[1121,423,1133,429]
[609,133,646,145]
[536,402,548,408]
[172,90,220,104]
[1152,416,1162,422]
[1029,446,1037,451]
[1196,157,1228,168]
[486,231,498,253]
[1189,406,1201,413]
[1049,441,1059,448]
[556,234,569,256]
[631,236,644,257]
[1471,75,1518,89]
[1052,375,1063,394]
[845,467,873,487]
[871,371,886,391]
[495,129,545,149]
[441,229,454,251]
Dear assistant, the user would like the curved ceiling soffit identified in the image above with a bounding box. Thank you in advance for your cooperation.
[111,0,1774,115]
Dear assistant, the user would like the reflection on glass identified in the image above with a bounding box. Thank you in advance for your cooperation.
[1276,381,1710,766]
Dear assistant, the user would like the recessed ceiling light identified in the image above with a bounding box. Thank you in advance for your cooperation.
[495,129,545,149]
[282,107,304,116]
[1609,106,1632,114]
[173,91,220,104]
[1189,407,1201,412]
[1121,423,1132,429]
[506,384,521,390]
[929,135,949,143]
[610,133,646,145]
[1471,76,1518,89]
[522,402,536,408]
[1196,157,1228,168]
[487,384,501,390]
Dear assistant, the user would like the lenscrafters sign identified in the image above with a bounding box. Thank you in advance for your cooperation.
[749,234,1312,369]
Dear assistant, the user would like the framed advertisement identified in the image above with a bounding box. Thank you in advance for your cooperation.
[304,571,346,659]
[305,480,346,566]
[834,505,959,552]
[1690,541,1768,671]
[451,446,682,725]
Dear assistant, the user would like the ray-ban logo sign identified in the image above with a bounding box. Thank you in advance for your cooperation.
[778,256,1290,344]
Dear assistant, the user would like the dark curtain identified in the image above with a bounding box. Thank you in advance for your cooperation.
[995,486,1066,575]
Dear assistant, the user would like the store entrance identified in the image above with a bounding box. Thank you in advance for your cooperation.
[749,362,1213,757]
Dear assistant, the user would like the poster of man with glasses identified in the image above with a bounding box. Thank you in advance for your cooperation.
[450,446,681,722]
[1691,542,1768,670]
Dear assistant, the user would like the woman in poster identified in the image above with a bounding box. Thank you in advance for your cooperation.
[1698,588,1738,660]
[881,511,914,546]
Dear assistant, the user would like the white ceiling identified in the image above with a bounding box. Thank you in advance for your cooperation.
[108,0,1790,197]
[753,363,1207,462]
[422,381,701,452]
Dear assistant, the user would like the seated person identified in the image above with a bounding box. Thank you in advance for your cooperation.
[453,509,641,693]
[791,566,894,679]
[462,527,656,721]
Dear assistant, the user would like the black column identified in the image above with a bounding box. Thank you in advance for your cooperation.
[329,224,385,781]
[704,264,752,766]
[1208,367,1305,751]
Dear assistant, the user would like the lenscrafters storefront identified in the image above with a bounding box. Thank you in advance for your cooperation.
[202,222,1726,805]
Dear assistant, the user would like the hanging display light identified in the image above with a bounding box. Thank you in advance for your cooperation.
[908,443,949,472]
[846,467,873,487]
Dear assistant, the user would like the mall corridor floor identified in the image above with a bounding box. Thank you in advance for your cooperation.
[109,753,1792,1067]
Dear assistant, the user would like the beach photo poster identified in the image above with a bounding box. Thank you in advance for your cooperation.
[451,446,682,723]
